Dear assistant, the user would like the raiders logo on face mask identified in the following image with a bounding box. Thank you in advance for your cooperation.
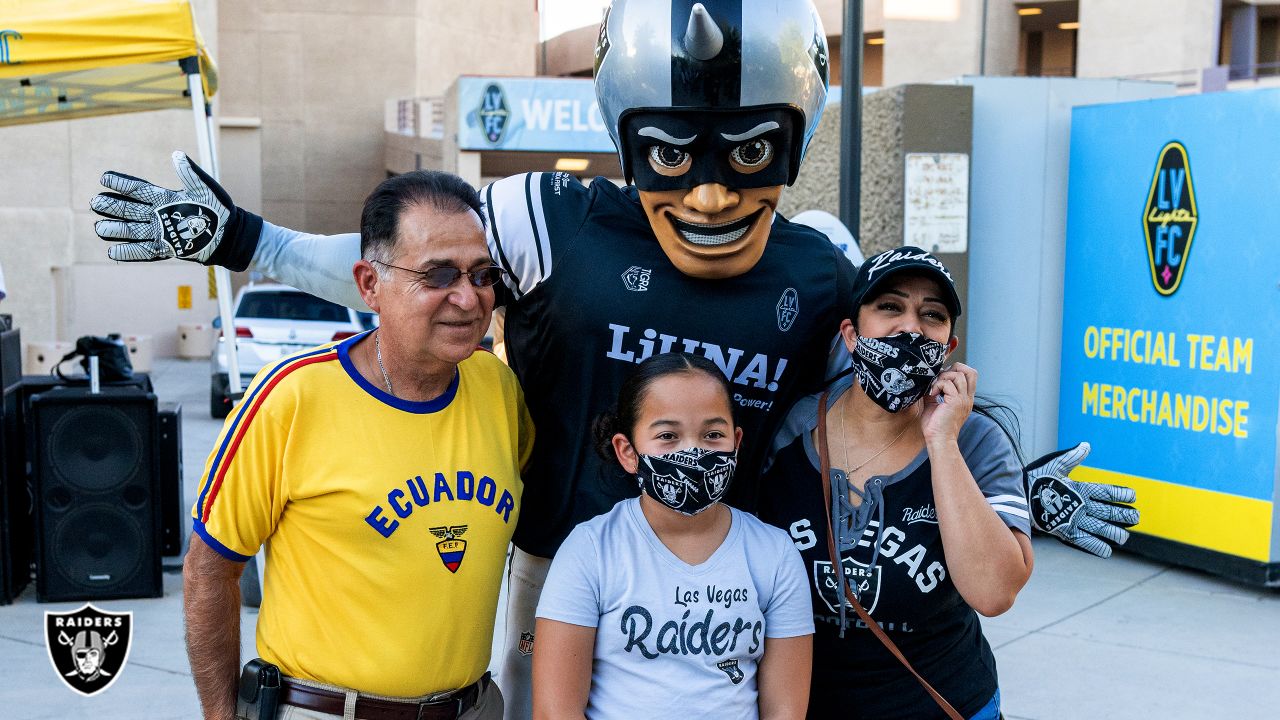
[851,332,948,413]
[635,447,737,516]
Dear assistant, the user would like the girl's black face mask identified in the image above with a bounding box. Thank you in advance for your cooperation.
[635,447,737,515]
[850,332,949,413]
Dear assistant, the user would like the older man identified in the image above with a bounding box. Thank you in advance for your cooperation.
[184,170,532,720]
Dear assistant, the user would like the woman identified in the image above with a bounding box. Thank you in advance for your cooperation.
[758,246,1034,719]
[533,353,814,720]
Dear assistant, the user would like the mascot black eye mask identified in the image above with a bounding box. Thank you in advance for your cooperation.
[623,108,797,192]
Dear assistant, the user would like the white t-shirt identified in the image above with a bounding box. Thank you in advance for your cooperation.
[536,498,814,720]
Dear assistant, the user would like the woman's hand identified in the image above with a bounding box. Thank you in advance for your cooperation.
[920,362,977,447]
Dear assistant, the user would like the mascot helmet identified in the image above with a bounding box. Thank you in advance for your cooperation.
[594,0,829,184]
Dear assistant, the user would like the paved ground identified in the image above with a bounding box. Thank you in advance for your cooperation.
[1,358,1277,719]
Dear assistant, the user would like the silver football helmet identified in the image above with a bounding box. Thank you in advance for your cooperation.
[594,0,829,184]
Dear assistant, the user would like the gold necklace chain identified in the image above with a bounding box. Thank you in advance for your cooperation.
[838,395,918,476]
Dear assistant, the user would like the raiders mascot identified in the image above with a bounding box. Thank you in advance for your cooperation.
[91,1,1138,717]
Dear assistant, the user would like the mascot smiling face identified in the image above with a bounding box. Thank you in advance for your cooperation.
[595,0,830,279]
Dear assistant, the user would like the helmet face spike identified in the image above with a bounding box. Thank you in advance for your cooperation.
[683,3,724,61]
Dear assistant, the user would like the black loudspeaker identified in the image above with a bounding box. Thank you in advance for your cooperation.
[0,328,18,388]
[1,330,33,603]
[158,402,185,556]
[32,387,162,602]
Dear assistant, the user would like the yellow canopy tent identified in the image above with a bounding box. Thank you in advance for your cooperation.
[0,0,217,126]
[0,0,244,393]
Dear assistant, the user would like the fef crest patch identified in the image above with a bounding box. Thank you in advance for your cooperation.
[1143,141,1198,296]
[45,604,133,696]
[429,525,468,573]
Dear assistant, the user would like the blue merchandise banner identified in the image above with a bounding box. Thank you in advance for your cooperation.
[1058,89,1280,562]
[457,77,615,153]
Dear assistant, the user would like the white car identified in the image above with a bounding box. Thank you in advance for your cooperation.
[211,284,373,417]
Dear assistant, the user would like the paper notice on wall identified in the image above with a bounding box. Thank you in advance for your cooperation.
[904,152,969,253]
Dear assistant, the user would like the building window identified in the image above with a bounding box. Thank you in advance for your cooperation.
[1016,1,1078,77]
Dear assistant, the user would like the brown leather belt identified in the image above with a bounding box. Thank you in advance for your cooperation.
[279,673,486,720]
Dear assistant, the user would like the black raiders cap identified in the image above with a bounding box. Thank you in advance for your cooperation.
[851,246,962,319]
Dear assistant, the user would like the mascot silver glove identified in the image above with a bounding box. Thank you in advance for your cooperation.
[1024,442,1140,558]
[91,151,261,271]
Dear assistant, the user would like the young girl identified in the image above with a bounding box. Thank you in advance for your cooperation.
[532,353,813,720]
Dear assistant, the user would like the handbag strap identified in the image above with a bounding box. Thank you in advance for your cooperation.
[816,390,965,720]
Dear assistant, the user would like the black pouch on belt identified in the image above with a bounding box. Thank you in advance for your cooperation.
[236,658,282,720]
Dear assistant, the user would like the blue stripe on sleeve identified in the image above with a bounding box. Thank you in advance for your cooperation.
[195,344,337,519]
[193,520,253,562]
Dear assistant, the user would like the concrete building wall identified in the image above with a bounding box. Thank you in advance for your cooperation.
[883,0,1022,85]
[1076,0,1222,78]
[217,0,536,237]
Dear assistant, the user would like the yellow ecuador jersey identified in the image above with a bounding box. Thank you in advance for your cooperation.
[192,333,533,697]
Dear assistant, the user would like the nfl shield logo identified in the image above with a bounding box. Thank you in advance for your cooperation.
[154,201,218,258]
[430,525,469,573]
[45,604,133,696]
[813,558,881,615]
[518,631,535,656]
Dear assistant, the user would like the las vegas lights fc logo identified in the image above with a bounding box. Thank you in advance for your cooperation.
[1143,141,1198,296]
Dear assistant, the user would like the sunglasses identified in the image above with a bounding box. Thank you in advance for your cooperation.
[373,261,507,289]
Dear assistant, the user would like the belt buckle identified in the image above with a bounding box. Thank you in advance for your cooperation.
[414,696,463,720]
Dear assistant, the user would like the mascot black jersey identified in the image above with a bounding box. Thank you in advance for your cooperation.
[486,172,854,556]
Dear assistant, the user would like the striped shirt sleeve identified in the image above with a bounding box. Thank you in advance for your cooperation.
[191,347,335,560]
[958,414,1032,535]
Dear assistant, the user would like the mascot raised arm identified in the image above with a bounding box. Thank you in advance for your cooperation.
[91,1,1136,716]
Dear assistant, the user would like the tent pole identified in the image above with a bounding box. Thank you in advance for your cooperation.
[187,73,242,397]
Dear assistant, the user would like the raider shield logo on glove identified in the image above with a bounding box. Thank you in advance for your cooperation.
[45,604,133,696]
[155,201,218,258]
[1029,477,1085,532]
